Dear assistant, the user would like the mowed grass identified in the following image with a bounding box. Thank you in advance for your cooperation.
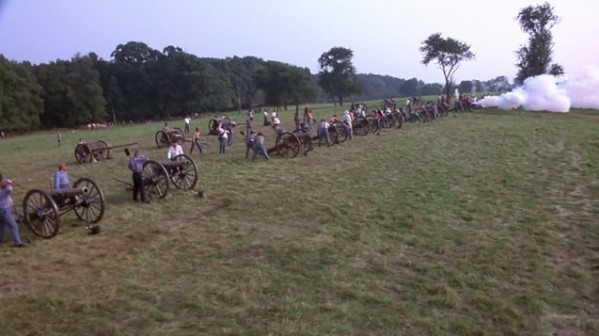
[0,105,598,335]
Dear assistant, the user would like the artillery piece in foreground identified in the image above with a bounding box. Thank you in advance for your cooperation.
[22,177,105,239]
[114,152,198,200]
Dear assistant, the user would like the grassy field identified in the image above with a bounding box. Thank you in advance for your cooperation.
[0,104,598,335]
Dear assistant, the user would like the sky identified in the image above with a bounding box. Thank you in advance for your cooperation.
[0,0,598,84]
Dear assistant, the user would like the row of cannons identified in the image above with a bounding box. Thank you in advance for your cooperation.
[267,105,454,158]
[268,112,404,158]
[37,111,415,240]
[21,154,198,240]
[73,111,407,164]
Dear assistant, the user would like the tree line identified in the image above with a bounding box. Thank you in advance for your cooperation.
[0,3,560,133]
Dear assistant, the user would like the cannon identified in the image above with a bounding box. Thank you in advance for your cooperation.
[142,154,198,198]
[75,140,139,164]
[329,121,349,144]
[22,177,105,239]
[155,127,185,148]
[267,131,314,159]
[114,154,198,200]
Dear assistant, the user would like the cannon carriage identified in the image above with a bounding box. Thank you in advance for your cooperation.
[267,121,349,158]
[155,128,185,148]
[22,177,105,239]
[268,131,314,159]
[75,140,138,164]
[116,154,198,200]
[329,121,349,144]
[352,116,370,136]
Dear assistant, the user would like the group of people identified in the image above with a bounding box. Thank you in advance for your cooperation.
[0,162,82,248]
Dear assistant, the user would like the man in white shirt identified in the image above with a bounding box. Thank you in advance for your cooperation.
[167,140,184,161]
[183,116,191,134]
[342,110,354,141]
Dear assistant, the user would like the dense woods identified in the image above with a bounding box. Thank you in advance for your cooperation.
[0,41,508,133]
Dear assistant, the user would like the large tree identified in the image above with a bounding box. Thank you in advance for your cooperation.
[35,54,107,128]
[0,57,44,132]
[514,2,563,84]
[420,33,475,100]
[255,61,317,111]
[317,47,360,106]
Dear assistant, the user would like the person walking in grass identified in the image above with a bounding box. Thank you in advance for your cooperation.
[246,116,254,138]
[217,126,228,154]
[0,173,24,247]
[263,109,270,126]
[192,127,203,154]
[183,115,191,134]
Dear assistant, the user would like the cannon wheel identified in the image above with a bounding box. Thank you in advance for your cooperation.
[170,154,198,190]
[74,143,92,164]
[155,131,169,148]
[352,117,369,136]
[392,111,403,129]
[332,122,348,143]
[276,132,301,158]
[296,130,313,155]
[22,189,60,239]
[95,140,110,161]
[142,160,170,199]
[73,177,105,223]
[366,115,377,132]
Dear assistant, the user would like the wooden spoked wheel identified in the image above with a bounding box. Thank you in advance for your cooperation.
[73,177,105,223]
[332,122,348,143]
[352,117,369,136]
[276,132,301,158]
[142,160,170,199]
[95,140,110,161]
[22,189,60,239]
[295,130,313,156]
[74,144,92,164]
[155,131,170,148]
[169,154,198,190]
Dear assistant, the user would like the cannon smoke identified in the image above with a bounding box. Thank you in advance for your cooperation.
[478,66,599,112]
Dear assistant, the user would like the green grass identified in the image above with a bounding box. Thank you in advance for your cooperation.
[0,105,598,335]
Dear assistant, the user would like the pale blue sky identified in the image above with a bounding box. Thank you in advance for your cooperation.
[0,0,597,83]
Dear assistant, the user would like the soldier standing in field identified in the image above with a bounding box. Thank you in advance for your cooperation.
[128,150,149,203]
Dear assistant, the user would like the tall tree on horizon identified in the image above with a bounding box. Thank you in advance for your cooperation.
[317,47,361,106]
[514,2,563,84]
[420,33,475,100]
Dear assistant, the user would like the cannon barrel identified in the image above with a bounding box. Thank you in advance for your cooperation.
[49,186,89,198]
[161,159,191,168]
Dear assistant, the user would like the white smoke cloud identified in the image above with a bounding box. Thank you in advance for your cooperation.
[478,66,599,112]
[563,66,599,110]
